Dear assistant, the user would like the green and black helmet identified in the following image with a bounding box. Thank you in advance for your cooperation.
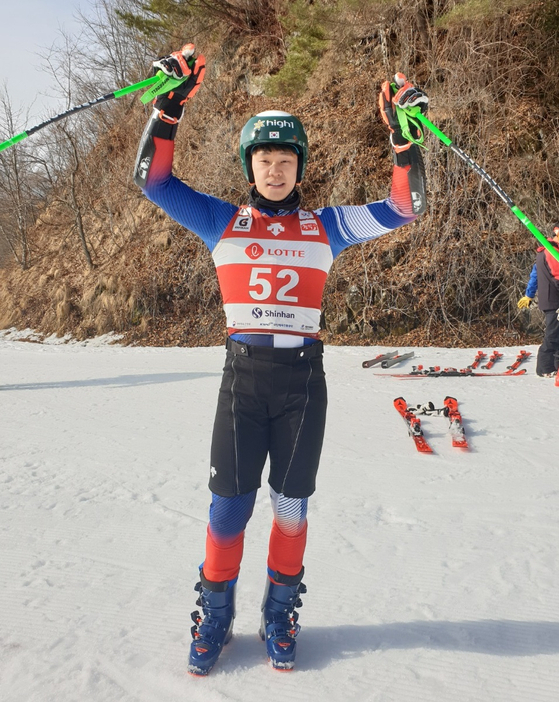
[239,110,308,184]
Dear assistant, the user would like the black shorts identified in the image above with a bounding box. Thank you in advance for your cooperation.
[209,338,328,499]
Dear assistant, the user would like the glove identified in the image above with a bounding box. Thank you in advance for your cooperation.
[517,296,534,309]
[152,43,206,124]
[392,73,429,113]
[153,43,197,81]
[379,73,428,153]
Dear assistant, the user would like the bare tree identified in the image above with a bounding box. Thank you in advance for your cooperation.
[78,0,157,85]
[59,126,95,269]
[0,88,45,268]
[29,9,152,271]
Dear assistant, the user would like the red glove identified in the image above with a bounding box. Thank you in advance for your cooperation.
[152,43,206,124]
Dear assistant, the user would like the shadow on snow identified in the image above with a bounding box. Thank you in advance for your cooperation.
[217,620,559,673]
[1,372,221,391]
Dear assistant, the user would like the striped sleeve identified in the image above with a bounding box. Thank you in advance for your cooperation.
[142,136,237,252]
[317,169,419,258]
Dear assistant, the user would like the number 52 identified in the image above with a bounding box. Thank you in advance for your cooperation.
[248,267,299,303]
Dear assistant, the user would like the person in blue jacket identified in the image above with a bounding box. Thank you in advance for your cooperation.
[517,222,559,376]
[134,43,428,675]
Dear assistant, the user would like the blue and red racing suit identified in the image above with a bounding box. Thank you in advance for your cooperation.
[134,107,426,584]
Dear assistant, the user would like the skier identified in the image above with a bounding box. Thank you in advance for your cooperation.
[517,222,559,376]
[133,43,428,675]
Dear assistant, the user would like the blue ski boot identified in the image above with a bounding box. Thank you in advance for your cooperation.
[188,570,236,676]
[259,567,306,670]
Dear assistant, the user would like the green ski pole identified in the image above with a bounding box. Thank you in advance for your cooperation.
[397,103,559,264]
[0,71,186,154]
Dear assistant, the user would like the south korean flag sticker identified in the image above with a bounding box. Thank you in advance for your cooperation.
[269,131,280,138]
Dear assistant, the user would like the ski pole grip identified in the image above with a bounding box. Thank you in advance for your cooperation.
[140,71,188,104]
[0,132,27,152]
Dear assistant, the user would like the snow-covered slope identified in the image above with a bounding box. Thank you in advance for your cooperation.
[1,333,557,702]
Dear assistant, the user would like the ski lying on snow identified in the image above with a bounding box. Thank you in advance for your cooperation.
[443,396,468,449]
[462,350,486,371]
[393,397,433,453]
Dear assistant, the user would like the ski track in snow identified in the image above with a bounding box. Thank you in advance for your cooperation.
[1,334,558,701]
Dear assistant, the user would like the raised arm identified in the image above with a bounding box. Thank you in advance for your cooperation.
[320,73,428,256]
[133,44,236,249]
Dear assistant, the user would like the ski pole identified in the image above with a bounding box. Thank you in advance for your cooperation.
[0,70,186,154]
[397,103,559,264]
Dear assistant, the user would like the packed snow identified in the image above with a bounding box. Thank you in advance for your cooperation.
[1,329,558,702]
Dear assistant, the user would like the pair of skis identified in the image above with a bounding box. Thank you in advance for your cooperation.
[394,396,468,453]
[362,350,414,369]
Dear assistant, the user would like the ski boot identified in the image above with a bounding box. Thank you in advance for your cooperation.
[259,567,306,671]
[188,570,236,676]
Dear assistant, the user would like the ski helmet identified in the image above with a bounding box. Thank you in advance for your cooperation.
[239,110,308,184]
